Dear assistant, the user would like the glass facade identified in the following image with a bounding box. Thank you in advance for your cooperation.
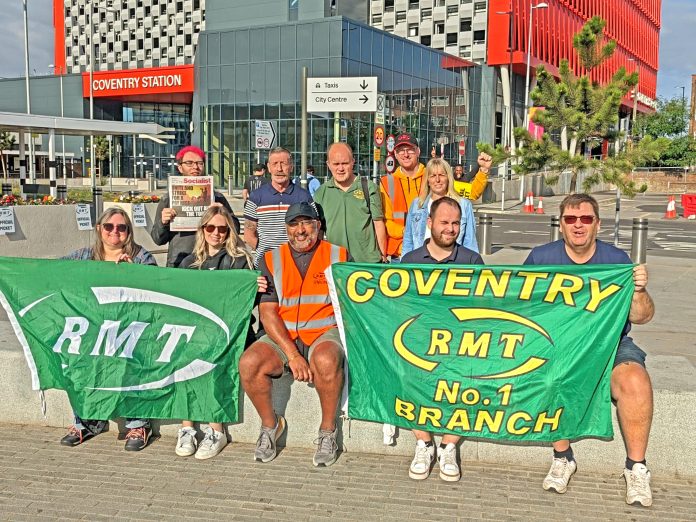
[195,17,481,188]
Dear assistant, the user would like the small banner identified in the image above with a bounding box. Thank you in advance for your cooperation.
[131,203,147,227]
[75,204,93,230]
[328,263,634,442]
[0,257,258,423]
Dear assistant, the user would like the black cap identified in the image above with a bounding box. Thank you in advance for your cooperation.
[284,202,319,224]
[253,163,266,171]
[394,133,419,150]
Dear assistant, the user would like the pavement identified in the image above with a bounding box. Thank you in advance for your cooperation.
[1,189,695,520]
[1,425,694,521]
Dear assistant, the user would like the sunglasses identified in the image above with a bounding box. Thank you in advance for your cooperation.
[101,223,128,233]
[562,215,595,225]
[204,224,229,234]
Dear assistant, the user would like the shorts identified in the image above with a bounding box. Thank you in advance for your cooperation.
[613,336,647,369]
[257,327,343,373]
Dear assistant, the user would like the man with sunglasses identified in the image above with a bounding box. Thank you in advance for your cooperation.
[524,193,655,507]
[239,202,349,468]
[150,146,240,267]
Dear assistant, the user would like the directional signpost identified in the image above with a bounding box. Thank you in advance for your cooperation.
[307,77,378,113]
[254,120,276,150]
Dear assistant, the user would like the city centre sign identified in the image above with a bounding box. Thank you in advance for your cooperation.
[307,77,378,113]
[82,65,194,98]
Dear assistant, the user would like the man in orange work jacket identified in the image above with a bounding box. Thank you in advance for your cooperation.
[382,133,492,259]
[239,202,349,469]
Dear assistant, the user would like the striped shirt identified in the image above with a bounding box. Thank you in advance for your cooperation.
[244,181,314,267]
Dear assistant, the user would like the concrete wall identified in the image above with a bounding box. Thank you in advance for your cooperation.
[0,203,162,260]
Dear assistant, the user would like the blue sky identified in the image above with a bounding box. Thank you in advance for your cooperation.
[1,0,694,102]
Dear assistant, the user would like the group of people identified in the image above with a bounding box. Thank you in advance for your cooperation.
[58,140,655,507]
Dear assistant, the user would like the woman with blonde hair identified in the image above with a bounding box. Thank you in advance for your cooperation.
[60,207,156,451]
[402,157,478,256]
[176,206,267,459]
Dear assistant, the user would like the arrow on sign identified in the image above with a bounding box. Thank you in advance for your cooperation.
[360,80,368,89]
[360,95,369,104]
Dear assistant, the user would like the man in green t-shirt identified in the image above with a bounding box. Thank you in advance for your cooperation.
[313,142,387,263]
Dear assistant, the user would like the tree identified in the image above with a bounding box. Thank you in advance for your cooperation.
[514,16,667,195]
[635,96,695,168]
[93,136,110,183]
[0,132,17,180]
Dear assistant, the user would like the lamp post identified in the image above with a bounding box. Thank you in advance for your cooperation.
[21,0,35,183]
[523,2,548,129]
[496,5,516,211]
[49,64,68,185]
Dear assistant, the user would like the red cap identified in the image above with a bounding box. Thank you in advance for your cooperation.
[394,133,419,150]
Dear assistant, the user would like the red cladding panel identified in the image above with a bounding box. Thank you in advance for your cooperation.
[53,0,66,73]
[487,0,661,101]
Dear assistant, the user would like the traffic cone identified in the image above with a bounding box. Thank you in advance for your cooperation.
[664,196,678,219]
[523,192,534,213]
[536,196,545,214]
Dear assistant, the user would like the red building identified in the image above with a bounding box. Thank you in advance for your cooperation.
[487,0,660,113]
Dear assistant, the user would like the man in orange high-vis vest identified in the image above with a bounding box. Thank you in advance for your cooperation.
[381,133,426,259]
[239,202,349,468]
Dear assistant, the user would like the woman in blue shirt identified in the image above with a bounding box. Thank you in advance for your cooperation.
[402,158,478,255]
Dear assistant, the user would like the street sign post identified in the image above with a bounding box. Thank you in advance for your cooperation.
[458,139,466,164]
[375,93,386,125]
[254,120,276,150]
[307,77,378,113]
[385,154,396,174]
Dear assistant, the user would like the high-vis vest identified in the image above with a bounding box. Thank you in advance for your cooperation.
[266,241,348,345]
[381,165,425,256]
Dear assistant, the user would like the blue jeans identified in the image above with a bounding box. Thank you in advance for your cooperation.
[73,412,149,433]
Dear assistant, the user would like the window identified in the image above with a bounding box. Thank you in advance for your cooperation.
[396,11,406,23]
[409,1,419,8]
[460,18,472,32]
[435,0,446,6]
[474,2,487,13]
[458,46,471,58]
[372,15,382,24]
[473,30,486,44]
[420,35,431,46]
[421,8,432,20]
[455,115,468,127]
[431,96,449,107]
[446,33,458,45]
[408,24,419,37]
[455,95,467,106]
[384,0,394,12]
[447,6,458,16]
[384,25,394,32]
[435,22,445,34]
[461,0,472,4]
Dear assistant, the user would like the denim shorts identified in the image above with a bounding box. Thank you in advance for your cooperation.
[613,336,647,368]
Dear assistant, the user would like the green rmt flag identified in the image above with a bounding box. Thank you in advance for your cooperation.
[328,263,634,442]
[0,257,258,423]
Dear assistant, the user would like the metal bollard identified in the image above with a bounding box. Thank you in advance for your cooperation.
[630,218,648,263]
[92,187,103,222]
[477,213,493,255]
[550,215,560,242]
[57,185,67,200]
[1,183,12,196]
[147,172,155,192]
[129,190,137,200]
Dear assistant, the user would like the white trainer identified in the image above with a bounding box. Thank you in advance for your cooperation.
[195,426,228,460]
[409,440,435,480]
[437,443,460,482]
[624,464,652,507]
[542,457,577,494]
[175,427,198,457]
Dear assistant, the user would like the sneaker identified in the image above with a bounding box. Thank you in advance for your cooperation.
[175,427,198,457]
[624,464,652,507]
[409,440,435,480]
[124,426,151,452]
[313,428,338,467]
[542,457,577,494]
[437,443,460,482]
[195,427,228,460]
[254,415,286,463]
[60,425,95,447]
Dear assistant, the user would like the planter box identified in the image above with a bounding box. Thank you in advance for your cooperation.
[0,203,161,259]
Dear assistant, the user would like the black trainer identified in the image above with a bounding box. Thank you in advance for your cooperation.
[124,426,151,451]
[60,425,95,447]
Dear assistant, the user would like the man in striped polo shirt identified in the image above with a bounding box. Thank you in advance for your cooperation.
[243,147,314,267]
